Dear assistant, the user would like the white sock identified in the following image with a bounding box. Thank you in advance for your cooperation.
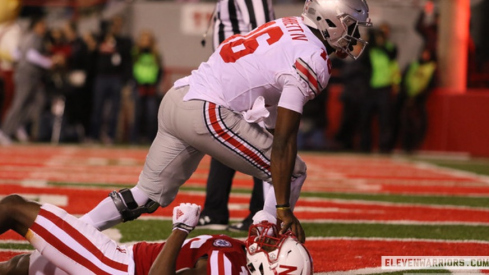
[79,197,122,231]
[262,181,276,218]
[130,186,152,206]
[79,186,151,231]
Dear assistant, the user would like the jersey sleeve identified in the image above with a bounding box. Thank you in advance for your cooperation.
[276,73,309,114]
[276,49,332,114]
[294,49,331,99]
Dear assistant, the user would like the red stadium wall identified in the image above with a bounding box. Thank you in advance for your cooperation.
[326,86,489,157]
[421,90,489,157]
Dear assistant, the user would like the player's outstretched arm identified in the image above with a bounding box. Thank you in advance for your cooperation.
[149,203,203,275]
[271,107,305,243]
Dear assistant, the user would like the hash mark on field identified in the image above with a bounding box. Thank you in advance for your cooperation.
[20,179,48,187]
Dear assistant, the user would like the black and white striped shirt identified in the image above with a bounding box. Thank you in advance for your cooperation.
[212,0,275,50]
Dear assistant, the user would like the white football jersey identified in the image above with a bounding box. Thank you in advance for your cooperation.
[179,16,332,127]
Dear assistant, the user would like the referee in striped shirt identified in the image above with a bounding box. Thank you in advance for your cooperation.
[198,0,275,232]
[212,0,275,50]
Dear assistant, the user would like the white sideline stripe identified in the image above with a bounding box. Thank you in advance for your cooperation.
[305,236,489,245]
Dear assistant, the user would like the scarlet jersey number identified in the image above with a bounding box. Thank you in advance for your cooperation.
[220,21,284,63]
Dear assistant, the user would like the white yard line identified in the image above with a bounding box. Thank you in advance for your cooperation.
[0,240,29,244]
[298,197,489,211]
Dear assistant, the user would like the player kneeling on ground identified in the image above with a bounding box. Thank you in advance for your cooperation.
[0,194,312,275]
[79,0,373,244]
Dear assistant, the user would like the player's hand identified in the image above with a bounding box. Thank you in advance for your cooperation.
[172,203,201,234]
[277,208,305,243]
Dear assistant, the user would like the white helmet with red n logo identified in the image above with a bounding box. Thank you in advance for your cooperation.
[245,221,313,275]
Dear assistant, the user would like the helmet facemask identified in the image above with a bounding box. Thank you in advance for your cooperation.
[245,222,313,275]
[245,222,283,275]
[329,14,371,59]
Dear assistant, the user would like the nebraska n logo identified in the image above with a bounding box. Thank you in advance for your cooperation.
[277,265,298,275]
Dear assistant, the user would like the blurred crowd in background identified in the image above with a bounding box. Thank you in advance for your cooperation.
[0,13,164,146]
[0,0,486,155]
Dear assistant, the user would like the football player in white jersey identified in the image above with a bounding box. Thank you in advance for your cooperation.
[199,0,275,233]
[79,0,372,244]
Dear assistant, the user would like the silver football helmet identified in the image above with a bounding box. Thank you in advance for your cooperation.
[246,221,313,275]
[302,0,372,59]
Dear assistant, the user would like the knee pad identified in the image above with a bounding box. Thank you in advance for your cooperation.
[109,188,159,222]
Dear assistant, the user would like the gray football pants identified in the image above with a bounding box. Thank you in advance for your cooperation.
[2,74,44,136]
[136,86,307,215]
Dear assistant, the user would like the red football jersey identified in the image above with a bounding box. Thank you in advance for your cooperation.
[132,234,249,275]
